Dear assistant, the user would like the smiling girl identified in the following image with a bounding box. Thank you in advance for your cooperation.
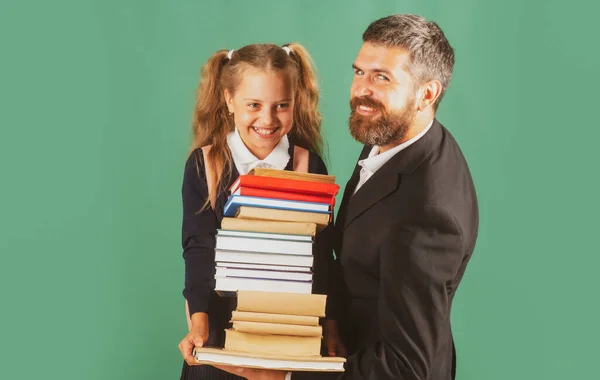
[178,43,343,380]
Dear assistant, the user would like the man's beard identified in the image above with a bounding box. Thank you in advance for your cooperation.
[349,95,418,146]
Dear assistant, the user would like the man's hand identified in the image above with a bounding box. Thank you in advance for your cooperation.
[324,319,347,357]
[178,312,209,365]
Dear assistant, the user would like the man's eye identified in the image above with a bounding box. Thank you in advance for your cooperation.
[376,74,389,81]
[354,69,364,75]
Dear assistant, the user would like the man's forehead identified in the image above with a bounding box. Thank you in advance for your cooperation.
[354,42,410,72]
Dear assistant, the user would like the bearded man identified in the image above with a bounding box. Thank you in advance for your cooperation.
[326,13,480,380]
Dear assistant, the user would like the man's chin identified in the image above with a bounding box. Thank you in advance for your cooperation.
[349,130,375,145]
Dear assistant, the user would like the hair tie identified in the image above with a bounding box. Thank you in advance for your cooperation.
[282,46,291,55]
[227,49,234,60]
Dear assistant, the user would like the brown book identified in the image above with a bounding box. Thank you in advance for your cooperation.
[232,321,322,337]
[237,291,326,317]
[231,311,319,326]
[235,206,329,230]
[248,168,336,184]
[193,347,345,372]
[224,329,321,357]
[221,217,317,236]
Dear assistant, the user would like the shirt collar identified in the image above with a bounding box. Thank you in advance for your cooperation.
[226,128,290,175]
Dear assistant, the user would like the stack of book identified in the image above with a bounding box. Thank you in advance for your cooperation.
[214,168,340,295]
[194,291,346,372]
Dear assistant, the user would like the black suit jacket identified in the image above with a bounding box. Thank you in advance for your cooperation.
[294,119,479,380]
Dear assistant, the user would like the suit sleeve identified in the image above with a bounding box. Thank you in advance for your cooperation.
[340,205,464,380]
[181,150,218,316]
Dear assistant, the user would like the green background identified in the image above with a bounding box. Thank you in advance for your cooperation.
[1,0,598,379]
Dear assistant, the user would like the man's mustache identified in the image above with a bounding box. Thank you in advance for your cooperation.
[350,96,386,112]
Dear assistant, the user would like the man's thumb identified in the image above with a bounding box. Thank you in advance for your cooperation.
[193,336,205,348]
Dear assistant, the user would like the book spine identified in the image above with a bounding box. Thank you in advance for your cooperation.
[231,311,319,326]
[224,330,321,357]
[236,291,326,317]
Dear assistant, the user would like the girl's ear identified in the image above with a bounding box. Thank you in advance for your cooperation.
[224,89,234,113]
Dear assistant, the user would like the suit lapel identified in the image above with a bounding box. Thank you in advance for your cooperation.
[343,166,399,229]
[342,120,443,229]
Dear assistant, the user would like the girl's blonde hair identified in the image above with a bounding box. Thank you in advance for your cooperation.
[191,43,322,209]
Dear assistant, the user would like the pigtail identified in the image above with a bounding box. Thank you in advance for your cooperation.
[191,49,234,210]
[284,43,323,156]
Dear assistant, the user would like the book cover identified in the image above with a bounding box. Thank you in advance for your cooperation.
[231,321,322,337]
[230,175,340,197]
[215,250,314,268]
[217,262,312,273]
[236,291,326,317]
[215,235,313,256]
[224,195,330,217]
[248,168,336,184]
[230,311,319,326]
[216,267,313,282]
[217,229,313,242]
[224,329,321,357]
[192,347,345,372]
[220,218,317,236]
[233,186,335,206]
[235,207,330,229]
[215,276,313,295]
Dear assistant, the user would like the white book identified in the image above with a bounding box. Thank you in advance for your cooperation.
[217,229,313,242]
[193,347,345,372]
[215,267,313,282]
[215,250,313,268]
[217,262,312,273]
[216,235,312,256]
[224,195,330,216]
[215,276,312,294]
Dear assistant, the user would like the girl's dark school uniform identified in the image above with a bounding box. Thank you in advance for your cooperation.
[180,142,335,380]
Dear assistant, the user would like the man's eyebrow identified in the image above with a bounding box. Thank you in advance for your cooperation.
[352,64,393,77]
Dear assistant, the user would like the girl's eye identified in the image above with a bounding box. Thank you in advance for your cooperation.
[248,103,259,109]
[277,103,290,109]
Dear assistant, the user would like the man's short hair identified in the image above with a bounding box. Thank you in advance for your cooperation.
[363,14,455,109]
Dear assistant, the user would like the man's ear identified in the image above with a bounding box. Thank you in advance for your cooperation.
[418,80,442,111]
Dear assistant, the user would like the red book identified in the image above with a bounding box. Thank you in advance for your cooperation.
[230,175,340,198]
[232,186,335,206]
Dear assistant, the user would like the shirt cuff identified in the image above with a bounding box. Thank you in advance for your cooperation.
[285,371,292,380]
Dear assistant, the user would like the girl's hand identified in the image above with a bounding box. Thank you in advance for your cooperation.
[178,312,210,365]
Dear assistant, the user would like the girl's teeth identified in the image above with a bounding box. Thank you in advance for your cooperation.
[253,127,276,136]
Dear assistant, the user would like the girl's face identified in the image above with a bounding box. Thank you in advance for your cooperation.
[225,69,295,160]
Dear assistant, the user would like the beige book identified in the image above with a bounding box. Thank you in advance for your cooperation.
[193,347,345,372]
[237,291,326,317]
[221,217,317,236]
[235,206,329,230]
[232,321,322,337]
[231,311,319,326]
[225,329,321,357]
[248,168,336,184]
